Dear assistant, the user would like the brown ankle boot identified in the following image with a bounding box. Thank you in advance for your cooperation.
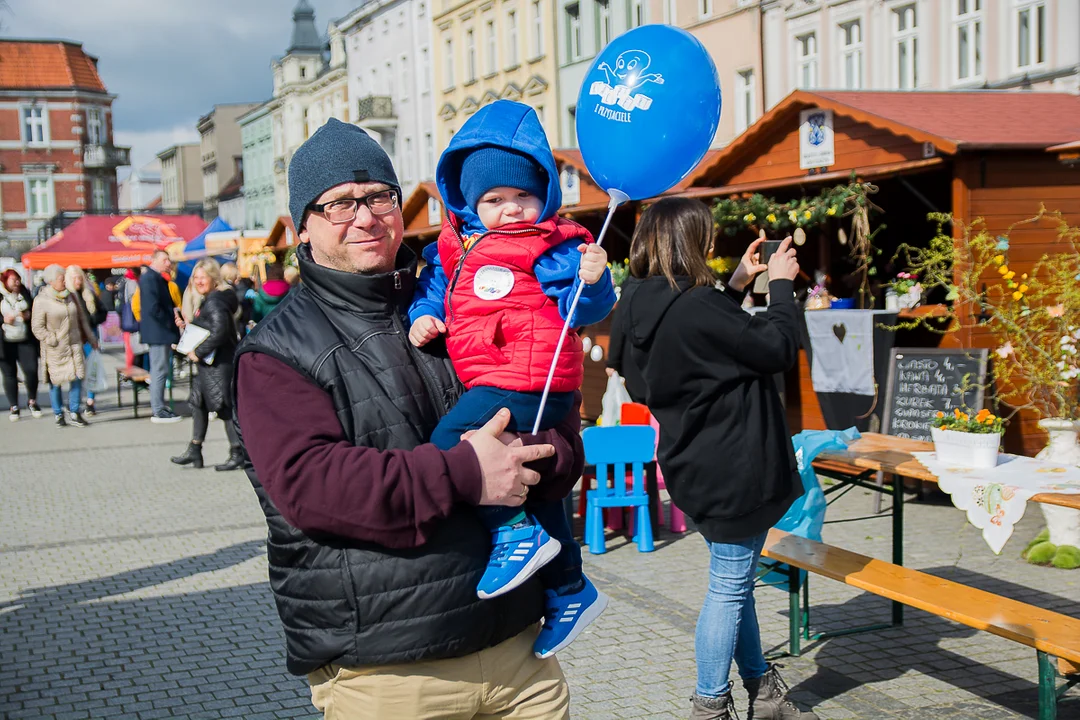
[689,691,739,720]
[743,664,817,720]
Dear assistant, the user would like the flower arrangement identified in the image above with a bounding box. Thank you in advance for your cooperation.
[706,256,739,277]
[608,259,630,290]
[889,271,921,296]
[932,407,1005,435]
[893,209,1080,421]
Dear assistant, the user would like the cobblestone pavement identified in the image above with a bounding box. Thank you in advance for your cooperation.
[2,351,1079,719]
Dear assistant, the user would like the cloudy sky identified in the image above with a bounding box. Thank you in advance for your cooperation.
[4,0,359,176]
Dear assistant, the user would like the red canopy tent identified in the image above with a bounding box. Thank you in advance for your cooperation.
[21,214,208,270]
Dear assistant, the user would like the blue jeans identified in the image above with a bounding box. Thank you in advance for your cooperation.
[148,345,171,416]
[49,378,82,416]
[83,328,100,402]
[696,532,770,698]
[430,386,581,592]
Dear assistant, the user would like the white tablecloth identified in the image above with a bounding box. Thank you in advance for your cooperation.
[913,452,1080,553]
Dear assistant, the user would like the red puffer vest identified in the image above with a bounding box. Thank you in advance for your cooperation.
[437,215,593,392]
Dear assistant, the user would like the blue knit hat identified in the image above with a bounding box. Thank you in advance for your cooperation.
[288,118,401,230]
[459,147,548,211]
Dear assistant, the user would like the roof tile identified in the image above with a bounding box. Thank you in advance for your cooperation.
[0,40,106,92]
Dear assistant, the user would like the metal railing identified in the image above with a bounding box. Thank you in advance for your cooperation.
[83,144,132,168]
[355,95,395,122]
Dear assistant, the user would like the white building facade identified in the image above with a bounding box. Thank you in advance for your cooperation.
[238,104,277,231]
[338,0,437,195]
[762,0,1080,107]
[268,0,350,218]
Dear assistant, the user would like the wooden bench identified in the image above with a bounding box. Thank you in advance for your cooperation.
[761,529,1080,720]
[115,366,173,418]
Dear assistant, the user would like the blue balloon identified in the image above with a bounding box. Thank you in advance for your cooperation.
[575,25,721,201]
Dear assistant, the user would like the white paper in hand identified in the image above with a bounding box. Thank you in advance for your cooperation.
[175,324,211,355]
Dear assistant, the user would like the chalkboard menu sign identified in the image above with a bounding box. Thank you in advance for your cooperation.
[881,348,990,441]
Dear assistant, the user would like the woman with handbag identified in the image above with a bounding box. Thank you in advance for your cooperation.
[66,266,108,415]
[31,264,96,428]
[0,269,42,421]
[170,261,243,471]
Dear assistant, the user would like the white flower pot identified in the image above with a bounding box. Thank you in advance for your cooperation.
[931,426,1002,468]
[1035,418,1080,547]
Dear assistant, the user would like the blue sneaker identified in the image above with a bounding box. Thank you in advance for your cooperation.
[476,521,561,599]
[533,576,609,658]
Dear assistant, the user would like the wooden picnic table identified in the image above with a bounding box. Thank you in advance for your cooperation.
[815,432,1080,511]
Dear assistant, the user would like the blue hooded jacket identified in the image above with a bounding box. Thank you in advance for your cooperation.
[409,100,614,326]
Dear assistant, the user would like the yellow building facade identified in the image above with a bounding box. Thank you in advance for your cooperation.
[432,0,561,151]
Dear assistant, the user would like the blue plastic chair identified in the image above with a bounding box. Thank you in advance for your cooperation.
[582,425,657,554]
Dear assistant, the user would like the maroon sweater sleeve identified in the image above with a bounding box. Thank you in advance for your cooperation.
[236,352,482,548]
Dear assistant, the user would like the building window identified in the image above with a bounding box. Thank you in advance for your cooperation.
[568,106,577,146]
[403,137,413,183]
[485,18,497,74]
[425,132,434,178]
[421,46,431,92]
[27,177,53,217]
[664,0,675,24]
[893,4,918,89]
[531,0,543,59]
[566,3,582,62]
[795,33,817,89]
[22,106,48,145]
[535,104,545,124]
[597,0,611,49]
[840,20,863,89]
[400,55,410,98]
[955,0,983,82]
[507,10,519,65]
[91,177,108,211]
[735,69,755,133]
[699,0,712,20]
[86,107,104,145]
[629,0,644,27]
[1016,0,1045,70]
[465,28,477,82]
[385,60,394,95]
[443,34,455,88]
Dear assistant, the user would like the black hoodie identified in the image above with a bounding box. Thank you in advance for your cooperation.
[617,275,803,543]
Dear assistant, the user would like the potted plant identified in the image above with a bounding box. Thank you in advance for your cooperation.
[888,271,922,309]
[930,408,1005,468]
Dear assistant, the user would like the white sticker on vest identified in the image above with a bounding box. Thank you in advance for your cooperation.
[473,265,515,300]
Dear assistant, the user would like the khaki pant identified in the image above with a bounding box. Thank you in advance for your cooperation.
[308,626,570,720]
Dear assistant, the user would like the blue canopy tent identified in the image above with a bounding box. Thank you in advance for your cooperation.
[175,217,234,290]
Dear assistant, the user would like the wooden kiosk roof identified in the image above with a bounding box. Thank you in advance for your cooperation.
[683,90,1080,196]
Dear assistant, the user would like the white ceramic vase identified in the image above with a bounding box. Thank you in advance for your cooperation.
[1035,418,1080,547]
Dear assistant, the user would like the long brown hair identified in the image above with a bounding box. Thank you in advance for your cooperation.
[629,197,715,290]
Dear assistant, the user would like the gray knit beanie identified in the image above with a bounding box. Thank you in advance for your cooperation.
[288,118,401,231]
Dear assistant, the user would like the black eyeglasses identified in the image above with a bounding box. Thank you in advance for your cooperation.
[308,190,399,224]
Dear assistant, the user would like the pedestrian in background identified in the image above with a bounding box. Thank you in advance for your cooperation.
[171,261,243,471]
[617,198,815,720]
[31,264,95,428]
[138,250,181,423]
[66,265,107,416]
[0,268,42,421]
[249,263,290,323]
[119,268,141,369]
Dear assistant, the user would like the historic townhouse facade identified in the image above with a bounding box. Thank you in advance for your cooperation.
[555,0,648,148]
[0,39,128,249]
[238,104,276,230]
[432,0,562,150]
[197,102,259,221]
[257,0,350,218]
[157,143,202,214]
[761,0,1079,108]
[339,0,436,195]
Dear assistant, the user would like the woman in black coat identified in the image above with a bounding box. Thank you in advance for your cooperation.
[0,269,42,419]
[170,267,242,471]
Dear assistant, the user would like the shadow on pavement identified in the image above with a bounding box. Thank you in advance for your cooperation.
[0,540,317,719]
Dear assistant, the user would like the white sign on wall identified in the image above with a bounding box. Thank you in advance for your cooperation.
[799,108,835,170]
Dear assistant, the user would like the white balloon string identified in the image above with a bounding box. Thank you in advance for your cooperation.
[531,192,624,435]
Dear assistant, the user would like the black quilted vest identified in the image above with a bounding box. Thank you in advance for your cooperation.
[235,243,544,675]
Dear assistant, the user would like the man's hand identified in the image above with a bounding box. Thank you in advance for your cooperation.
[578,243,608,285]
[2,314,14,325]
[409,315,446,347]
[727,236,768,293]
[768,237,799,282]
[467,408,555,506]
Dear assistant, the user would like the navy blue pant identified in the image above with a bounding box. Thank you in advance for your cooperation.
[430,386,582,592]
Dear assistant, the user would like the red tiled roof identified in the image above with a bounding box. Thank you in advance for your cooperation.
[811,91,1080,149]
[0,40,106,92]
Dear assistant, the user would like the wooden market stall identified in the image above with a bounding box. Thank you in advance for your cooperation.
[678,90,1080,455]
